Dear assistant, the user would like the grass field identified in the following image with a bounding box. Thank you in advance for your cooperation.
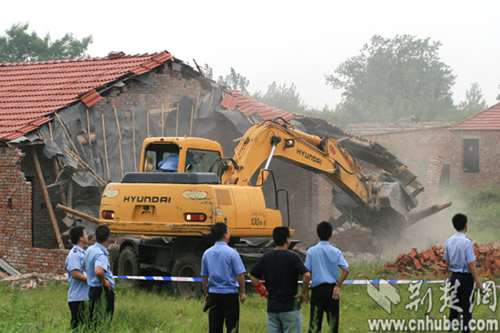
[1,265,498,333]
[1,186,498,332]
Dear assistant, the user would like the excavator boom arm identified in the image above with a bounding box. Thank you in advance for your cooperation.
[220,121,374,210]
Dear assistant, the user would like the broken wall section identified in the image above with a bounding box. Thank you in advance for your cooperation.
[25,62,227,248]
[0,146,66,274]
[43,65,214,188]
[19,146,68,249]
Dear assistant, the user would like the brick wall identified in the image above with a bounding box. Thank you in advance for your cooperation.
[274,162,315,246]
[367,128,453,183]
[0,146,67,274]
[368,128,500,189]
[448,130,500,187]
[95,67,208,122]
[268,161,334,247]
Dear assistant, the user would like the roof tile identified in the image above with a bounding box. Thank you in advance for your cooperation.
[80,90,104,107]
[221,90,296,121]
[451,103,500,131]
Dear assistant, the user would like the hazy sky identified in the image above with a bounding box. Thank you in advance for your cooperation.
[1,0,499,109]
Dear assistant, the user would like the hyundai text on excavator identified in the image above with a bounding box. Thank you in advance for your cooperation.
[58,118,448,297]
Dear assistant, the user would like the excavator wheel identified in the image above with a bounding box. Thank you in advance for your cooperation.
[118,247,140,279]
[172,254,203,298]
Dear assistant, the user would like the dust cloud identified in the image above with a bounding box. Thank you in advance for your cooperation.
[379,212,452,260]
[378,188,473,260]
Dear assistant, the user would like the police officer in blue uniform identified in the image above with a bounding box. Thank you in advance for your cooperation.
[65,226,89,329]
[305,221,350,333]
[201,223,246,333]
[444,213,484,333]
[84,225,115,325]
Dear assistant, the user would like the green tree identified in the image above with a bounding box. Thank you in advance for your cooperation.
[217,67,250,94]
[457,82,488,119]
[0,22,92,62]
[326,35,457,123]
[252,82,307,114]
[253,82,344,125]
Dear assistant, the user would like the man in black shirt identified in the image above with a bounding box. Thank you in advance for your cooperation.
[249,227,311,333]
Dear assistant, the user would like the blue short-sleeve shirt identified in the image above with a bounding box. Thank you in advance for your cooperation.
[305,241,349,288]
[65,245,89,302]
[201,242,246,294]
[84,243,115,288]
[444,232,476,273]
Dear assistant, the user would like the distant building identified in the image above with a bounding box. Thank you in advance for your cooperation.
[449,103,500,186]
[347,103,500,195]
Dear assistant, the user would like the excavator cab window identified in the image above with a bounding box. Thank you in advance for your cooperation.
[144,144,180,171]
[185,149,221,173]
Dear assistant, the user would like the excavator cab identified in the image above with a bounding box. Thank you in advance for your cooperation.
[141,137,223,174]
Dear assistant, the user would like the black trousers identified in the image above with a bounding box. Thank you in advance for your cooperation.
[207,293,239,333]
[449,272,474,333]
[89,286,115,323]
[309,283,339,333]
[68,301,86,329]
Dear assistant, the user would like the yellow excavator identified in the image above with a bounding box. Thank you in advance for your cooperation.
[99,118,415,236]
[59,118,447,297]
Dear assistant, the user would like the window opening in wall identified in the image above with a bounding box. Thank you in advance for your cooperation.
[462,138,479,173]
[439,164,450,184]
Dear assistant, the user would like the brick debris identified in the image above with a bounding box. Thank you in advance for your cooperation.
[0,272,67,289]
[382,242,499,279]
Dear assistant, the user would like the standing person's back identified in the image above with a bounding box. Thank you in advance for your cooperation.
[84,225,115,327]
[253,250,307,313]
[65,226,89,330]
[305,221,349,333]
[201,222,246,333]
[443,213,483,333]
[249,227,311,333]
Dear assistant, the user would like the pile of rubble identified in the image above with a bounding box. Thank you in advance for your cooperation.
[382,242,500,278]
[332,222,375,253]
[0,273,67,289]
